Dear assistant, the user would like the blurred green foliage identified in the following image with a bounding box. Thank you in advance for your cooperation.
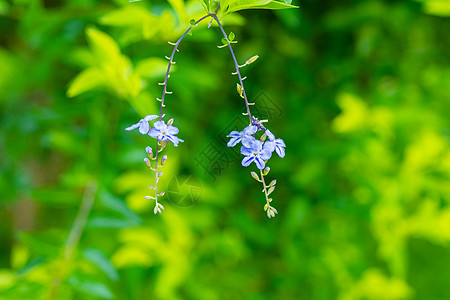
[0,0,449,299]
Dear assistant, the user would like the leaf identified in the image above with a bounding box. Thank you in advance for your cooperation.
[86,216,140,229]
[99,6,153,26]
[98,190,141,221]
[85,27,121,64]
[221,37,228,45]
[69,276,113,299]
[67,67,105,97]
[228,31,235,41]
[135,57,170,79]
[253,0,298,10]
[168,0,188,24]
[223,0,272,13]
[83,248,119,281]
[224,0,297,14]
[423,0,450,17]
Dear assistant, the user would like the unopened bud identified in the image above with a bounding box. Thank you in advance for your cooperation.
[237,83,244,98]
[157,171,163,177]
[167,118,174,126]
[144,158,152,168]
[245,55,259,65]
[263,167,270,176]
[161,155,167,165]
[250,171,260,181]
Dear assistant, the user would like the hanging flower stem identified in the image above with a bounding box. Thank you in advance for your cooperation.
[153,14,213,207]
[211,14,253,123]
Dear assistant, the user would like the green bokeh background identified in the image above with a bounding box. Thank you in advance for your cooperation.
[1,0,449,299]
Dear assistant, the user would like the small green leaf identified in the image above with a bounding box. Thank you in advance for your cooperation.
[190,19,196,26]
[221,37,228,45]
[228,31,235,41]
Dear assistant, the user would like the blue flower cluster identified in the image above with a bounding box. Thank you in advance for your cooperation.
[126,115,184,146]
[227,125,285,170]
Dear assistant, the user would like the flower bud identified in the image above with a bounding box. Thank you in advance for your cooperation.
[144,158,152,168]
[157,171,163,177]
[250,171,260,181]
[245,55,259,65]
[167,118,174,126]
[161,155,167,165]
[263,167,270,176]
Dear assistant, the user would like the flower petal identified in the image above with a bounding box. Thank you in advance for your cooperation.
[254,157,265,169]
[159,135,169,142]
[240,146,253,156]
[265,129,275,141]
[275,145,285,158]
[138,120,150,134]
[227,131,241,138]
[241,136,256,148]
[244,125,258,135]
[263,141,275,153]
[275,138,286,148]
[125,123,139,131]
[153,120,166,131]
[227,136,241,147]
[148,127,160,138]
[144,115,159,122]
[166,125,179,135]
[241,156,255,167]
[252,140,263,152]
[260,149,272,161]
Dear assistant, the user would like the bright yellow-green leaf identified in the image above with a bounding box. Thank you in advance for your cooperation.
[86,27,121,64]
[332,93,369,133]
[67,67,105,97]
[135,57,170,79]
[424,0,450,17]
[112,245,154,268]
[223,0,298,14]
[99,5,153,26]
[168,0,188,24]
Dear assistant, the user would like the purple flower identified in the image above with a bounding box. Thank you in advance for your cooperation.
[240,140,272,169]
[125,115,159,134]
[148,120,184,146]
[227,125,258,147]
[265,129,286,158]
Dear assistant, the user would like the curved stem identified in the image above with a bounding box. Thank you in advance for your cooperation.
[158,14,213,120]
[154,14,213,205]
[211,14,253,124]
